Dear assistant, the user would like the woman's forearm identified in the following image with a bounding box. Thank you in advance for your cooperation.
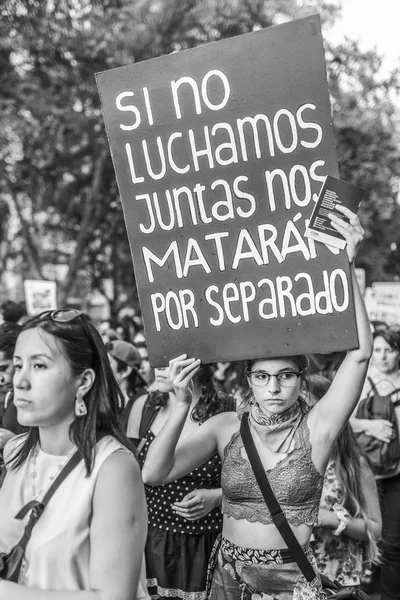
[348,265,373,363]
[344,516,381,541]
[349,417,369,434]
[142,403,190,484]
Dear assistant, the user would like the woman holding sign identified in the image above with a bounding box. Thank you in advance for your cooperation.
[127,363,236,600]
[141,206,372,599]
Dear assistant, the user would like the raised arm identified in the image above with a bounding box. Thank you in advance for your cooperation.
[309,206,373,449]
[142,355,232,485]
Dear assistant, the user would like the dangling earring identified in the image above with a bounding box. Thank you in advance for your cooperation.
[75,391,87,418]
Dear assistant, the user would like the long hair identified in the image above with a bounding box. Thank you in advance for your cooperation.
[148,363,227,422]
[239,355,310,412]
[308,374,380,565]
[9,312,134,474]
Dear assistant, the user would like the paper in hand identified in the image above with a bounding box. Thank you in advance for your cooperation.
[305,176,364,249]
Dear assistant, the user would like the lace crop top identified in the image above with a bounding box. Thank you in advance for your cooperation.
[221,413,323,526]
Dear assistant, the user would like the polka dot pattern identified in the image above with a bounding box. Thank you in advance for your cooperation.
[139,431,223,534]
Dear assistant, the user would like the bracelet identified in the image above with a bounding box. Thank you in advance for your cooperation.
[332,503,350,536]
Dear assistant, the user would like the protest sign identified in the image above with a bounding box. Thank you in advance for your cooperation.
[96,14,358,366]
[24,279,57,315]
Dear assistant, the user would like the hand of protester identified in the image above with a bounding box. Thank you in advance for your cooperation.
[0,428,15,449]
[172,488,221,521]
[364,419,394,443]
[169,355,201,406]
[329,205,364,263]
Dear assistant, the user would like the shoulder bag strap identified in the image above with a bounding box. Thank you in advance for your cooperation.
[10,450,82,561]
[15,450,82,520]
[368,378,400,407]
[139,396,160,439]
[388,387,400,408]
[240,414,316,583]
[367,376,377,394]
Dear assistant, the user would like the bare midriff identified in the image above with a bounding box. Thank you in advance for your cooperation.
[222,515,313,550]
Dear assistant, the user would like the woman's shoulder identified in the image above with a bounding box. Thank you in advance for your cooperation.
[208,409,239,427]
[93,436,133,471]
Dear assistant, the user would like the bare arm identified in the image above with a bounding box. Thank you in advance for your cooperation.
[317,460,381,541]
[309,207,373,453]
[0,451,147,600]
[142,355,234,485]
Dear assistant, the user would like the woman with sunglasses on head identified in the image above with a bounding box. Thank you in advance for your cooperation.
[127,362,236,600]
[142,206,372,599]
[0,309,148,600]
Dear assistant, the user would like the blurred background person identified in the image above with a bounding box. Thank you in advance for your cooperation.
[350,328,400,599]
[136,341,157,394]
[107,340,146,407]
[0,322,23,450]
[308,375,381,589]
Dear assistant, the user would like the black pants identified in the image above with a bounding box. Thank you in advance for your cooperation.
[378,472,400,600]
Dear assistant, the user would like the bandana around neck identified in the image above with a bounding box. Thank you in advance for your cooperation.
[249,398,309,453]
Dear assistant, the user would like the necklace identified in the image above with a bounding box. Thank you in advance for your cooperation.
[30,445,77,500]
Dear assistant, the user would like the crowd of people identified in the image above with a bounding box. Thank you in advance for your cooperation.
[0,208,398,599]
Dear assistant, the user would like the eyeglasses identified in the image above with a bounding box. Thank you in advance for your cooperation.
[37,309,84,323]
[246,370,303,388]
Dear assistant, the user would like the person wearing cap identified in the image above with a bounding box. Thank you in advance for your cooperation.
[107,340,147,408]
[0,322,24,450]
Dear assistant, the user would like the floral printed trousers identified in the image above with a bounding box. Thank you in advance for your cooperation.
[207,536,326,600]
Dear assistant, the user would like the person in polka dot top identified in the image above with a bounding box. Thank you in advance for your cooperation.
[127,362,236,600]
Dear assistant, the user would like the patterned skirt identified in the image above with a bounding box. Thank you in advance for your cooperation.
[207,536,326,600]
[145,523,220,600]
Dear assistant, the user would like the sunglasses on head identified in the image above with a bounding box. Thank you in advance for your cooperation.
[37,309,84,323]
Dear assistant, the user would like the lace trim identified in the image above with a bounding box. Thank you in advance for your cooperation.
[222,498,317,526]
[146,579,206,600]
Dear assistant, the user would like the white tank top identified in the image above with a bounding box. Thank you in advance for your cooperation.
[0,434,149,598]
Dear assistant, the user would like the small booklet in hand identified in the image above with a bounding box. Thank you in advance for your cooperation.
[305,176,364,249]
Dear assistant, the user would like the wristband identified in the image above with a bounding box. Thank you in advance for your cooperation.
[332,503,349,536]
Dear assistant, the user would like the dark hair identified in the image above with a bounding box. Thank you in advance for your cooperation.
[240,355,310,411]
[0,322,21,359]
[9,312,133,474]
[107,352,141,397]
[373,328,400,352]
[148,363,225,422]
[1,300,26,324]
[370,320,389,333]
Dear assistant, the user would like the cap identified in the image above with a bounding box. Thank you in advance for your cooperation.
[107,340,142,369]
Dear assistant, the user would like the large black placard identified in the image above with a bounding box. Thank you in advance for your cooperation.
[96,15,358,366]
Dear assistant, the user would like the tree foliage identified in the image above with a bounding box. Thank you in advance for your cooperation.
[0,0,399,312]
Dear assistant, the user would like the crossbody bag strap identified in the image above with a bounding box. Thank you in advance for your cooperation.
[240,414,316,583]
[15,450,82,520]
